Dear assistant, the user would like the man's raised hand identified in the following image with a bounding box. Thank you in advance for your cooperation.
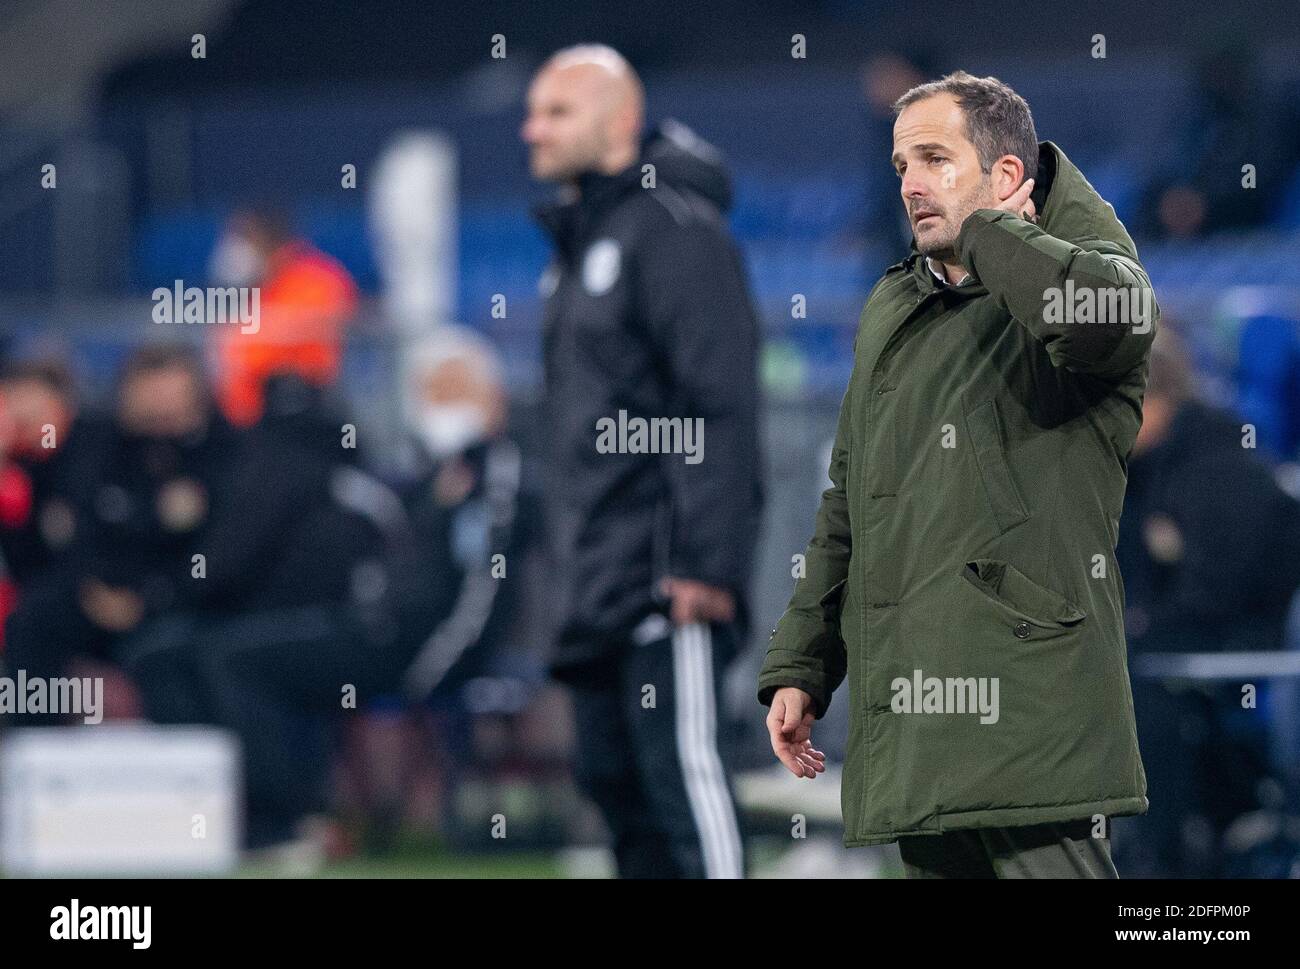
[994,176,1036,223]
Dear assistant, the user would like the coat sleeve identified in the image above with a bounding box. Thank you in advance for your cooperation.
[756,379,853,718]
[637,217,764,598]
[956,209,1158,381]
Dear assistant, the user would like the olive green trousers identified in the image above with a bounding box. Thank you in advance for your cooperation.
[898,818,1118,878]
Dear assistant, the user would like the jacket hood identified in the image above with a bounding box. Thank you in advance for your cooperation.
[534,119,733,254]
[1032,141,1138,260]
[640,118,734,213]
[902,141,1139,280]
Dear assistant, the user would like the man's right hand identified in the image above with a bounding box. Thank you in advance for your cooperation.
[766,687,826,779]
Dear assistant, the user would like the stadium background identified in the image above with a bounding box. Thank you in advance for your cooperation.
[2,0,1300,877]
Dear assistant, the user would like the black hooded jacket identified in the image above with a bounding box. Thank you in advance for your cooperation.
[1118,398,1300,653]
[535,121,764,673]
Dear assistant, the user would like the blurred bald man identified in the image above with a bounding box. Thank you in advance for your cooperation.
[524,45,763,878]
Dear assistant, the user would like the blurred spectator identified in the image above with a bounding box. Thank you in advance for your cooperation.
[208,209,358,427]
[0,359,112,588]
[859,52,930,262]
[1121,327,1300,652]
[1141,48,1300,238]
[1116,327,1300,876]
[340,326,543,849]
[394,327,519,698]
[115,363,397,851]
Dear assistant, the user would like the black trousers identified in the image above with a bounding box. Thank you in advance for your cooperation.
[116,606,370,849]
[566,618,746,878]
[1,574,118,727]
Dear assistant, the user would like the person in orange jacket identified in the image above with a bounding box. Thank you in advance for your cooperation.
[208,209,358,427]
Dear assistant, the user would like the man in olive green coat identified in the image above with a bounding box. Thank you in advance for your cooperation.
[758,71,1154,878]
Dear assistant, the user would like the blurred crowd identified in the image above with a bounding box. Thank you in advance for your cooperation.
[0,212,544,853]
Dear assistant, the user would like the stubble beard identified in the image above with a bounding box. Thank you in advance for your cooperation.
[916,176,994,263]
[534,128,611,184]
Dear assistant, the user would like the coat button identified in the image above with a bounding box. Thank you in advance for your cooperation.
[1013,621,1031,639]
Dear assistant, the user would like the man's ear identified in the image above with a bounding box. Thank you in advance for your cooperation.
[991,154,1027,200]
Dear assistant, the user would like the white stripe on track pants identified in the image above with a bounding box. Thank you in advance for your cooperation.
[568,619,745,878]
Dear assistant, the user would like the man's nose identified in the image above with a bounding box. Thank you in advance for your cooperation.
[900,169,928,201]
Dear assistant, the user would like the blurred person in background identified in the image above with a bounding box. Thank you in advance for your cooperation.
[208,208,358,428]
[340,326,543,850]
[0,360,112,591]
[1116,326,1300,876]
[393,327,521,698]
[1141,48,1300,239]
[116,364,397,853]
[2,344,232,724]
[860,52,931,263]
[1121,327,1300,654]
[524,45,763,878]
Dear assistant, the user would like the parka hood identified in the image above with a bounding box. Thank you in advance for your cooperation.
[534,118,733,258]
[639,118,734,213]
[1032,141,1138,260]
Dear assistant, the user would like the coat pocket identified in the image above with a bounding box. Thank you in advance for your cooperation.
[960,559,1086,628]
[964,398,1030,534]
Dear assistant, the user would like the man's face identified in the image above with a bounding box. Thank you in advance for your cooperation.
[522,65,612,182]
[892,93,997,262]
[410,356,506,460]
[0,379,73,458]
[209,215,270,286]
[1134,394,1173,457]
[119,367,206,440]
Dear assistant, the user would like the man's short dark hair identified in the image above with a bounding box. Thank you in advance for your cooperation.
[893,70,1039,181]
[118,343,210,402]
[0,358,76,400]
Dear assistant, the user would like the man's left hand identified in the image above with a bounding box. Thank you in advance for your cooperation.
[659,577,735,625]
[80,580,145,633]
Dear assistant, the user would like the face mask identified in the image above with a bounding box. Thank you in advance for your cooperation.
[415,404,486,460]
[208,235,266,286]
